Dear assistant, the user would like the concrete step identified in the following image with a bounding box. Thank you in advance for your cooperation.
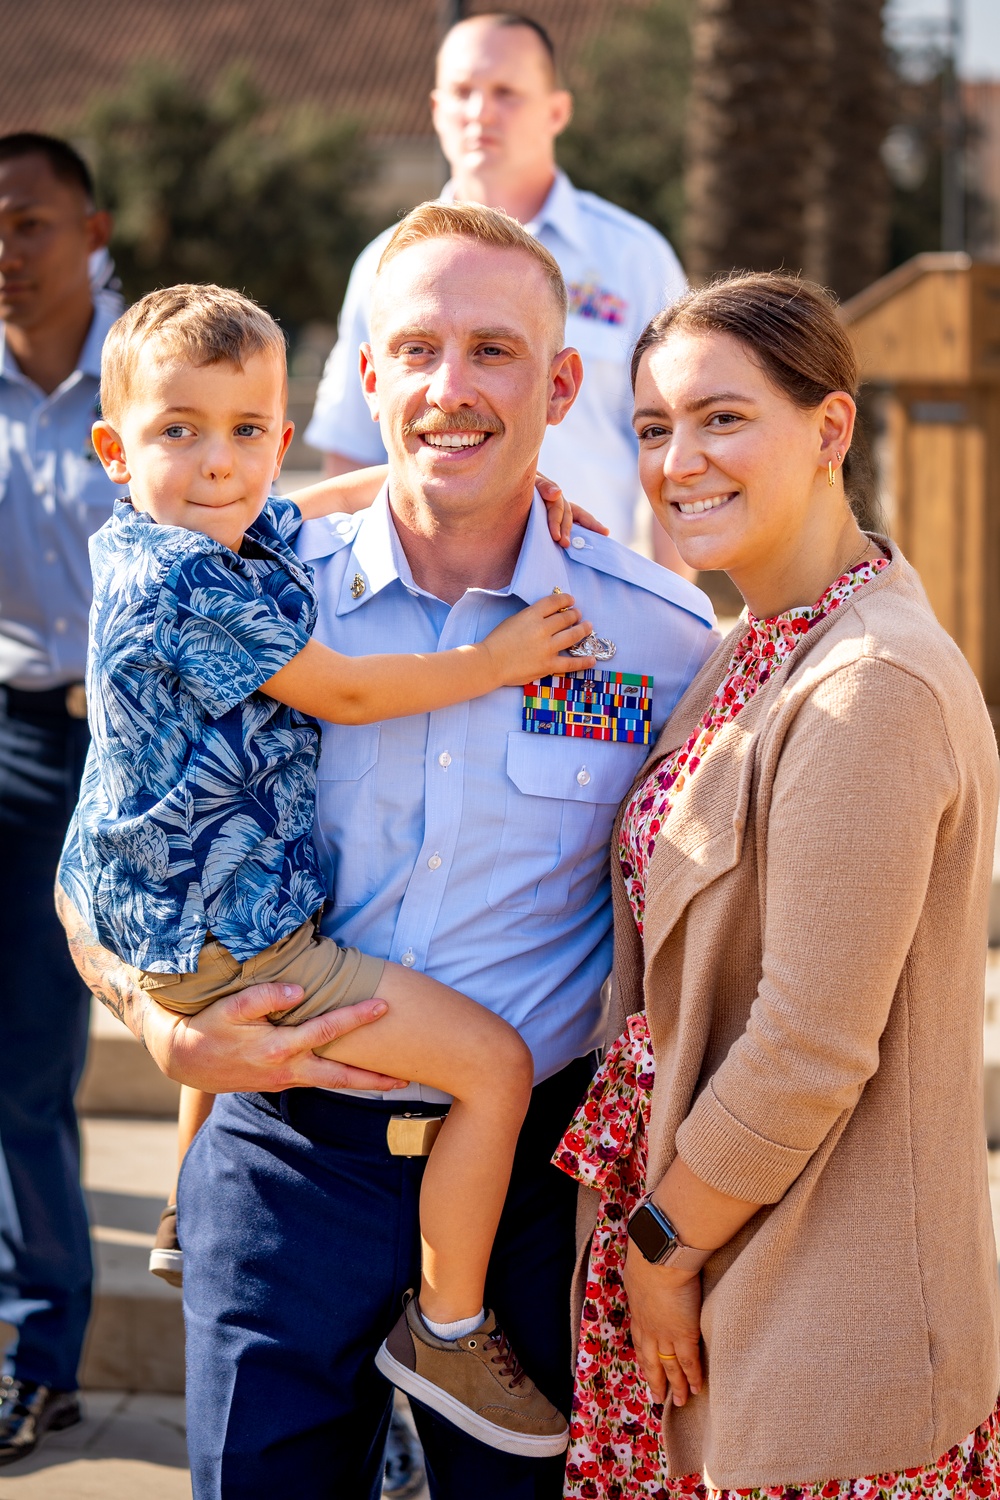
[79,1117,183,1394]
[76,1000,180,1119]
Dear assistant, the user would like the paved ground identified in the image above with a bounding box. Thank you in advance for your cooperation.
[0,1392,188,1499]
[0,1391,433,1499]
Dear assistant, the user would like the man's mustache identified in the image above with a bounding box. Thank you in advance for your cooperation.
[403,411,505,438]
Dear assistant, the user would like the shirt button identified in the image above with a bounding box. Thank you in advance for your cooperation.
[401,949,416,968]
[38,413,49,427]
[576,766,591,786]
[438,751,452,769]
[34,479,47,497]
[335,518,352,534]
[571,536,587,550]
[427,853,442,871]
[54,617,67,633]
[44,550,57,564]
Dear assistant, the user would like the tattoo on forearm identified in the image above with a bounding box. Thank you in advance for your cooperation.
[54,884,150,1047]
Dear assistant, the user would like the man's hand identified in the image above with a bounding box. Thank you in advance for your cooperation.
[481,593,596,686]
[143,983,408,1094]
[56,884,406,1094]
[623,1246,704,1409]
[536,473,611,548]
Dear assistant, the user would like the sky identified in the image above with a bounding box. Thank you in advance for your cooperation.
[887,0,1000,78]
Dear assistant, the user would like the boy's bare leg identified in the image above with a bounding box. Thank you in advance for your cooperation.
[170,1085,216,1202]
[311,966,534,1324]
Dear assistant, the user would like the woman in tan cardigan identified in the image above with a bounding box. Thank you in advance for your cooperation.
[554,273,1000,1500]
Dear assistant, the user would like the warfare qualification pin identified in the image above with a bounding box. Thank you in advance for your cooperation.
[351,574,366,599]
[552,586,616,661]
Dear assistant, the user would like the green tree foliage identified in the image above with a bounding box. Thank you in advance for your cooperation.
[81,66,372,333]
[557,0,691,247]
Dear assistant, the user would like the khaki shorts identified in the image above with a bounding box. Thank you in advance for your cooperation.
[135,914,386,1028]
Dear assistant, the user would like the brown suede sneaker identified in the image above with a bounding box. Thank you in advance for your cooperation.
[148,1203,183,1287]
[374,1294,568,1457]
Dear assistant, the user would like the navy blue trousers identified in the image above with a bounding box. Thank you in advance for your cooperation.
[0,686,92,1390]
[180,1056,593,1500]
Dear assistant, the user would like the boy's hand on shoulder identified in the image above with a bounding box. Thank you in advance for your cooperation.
[536,472,610,549]
[482,592,596,688]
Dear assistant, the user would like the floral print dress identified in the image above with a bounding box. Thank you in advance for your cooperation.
[554,554,1000,1500]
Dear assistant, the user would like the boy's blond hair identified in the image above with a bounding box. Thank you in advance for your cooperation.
[100,284,287,426]
[376,201,568,327]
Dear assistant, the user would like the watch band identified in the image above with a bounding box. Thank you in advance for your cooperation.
[628,1196,714,1272]
[661,1240,713,1274]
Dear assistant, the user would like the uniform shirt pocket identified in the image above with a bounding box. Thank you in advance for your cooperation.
[313,723,381,907]
[487,731,646,915]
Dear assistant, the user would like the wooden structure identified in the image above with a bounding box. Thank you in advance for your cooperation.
[842,253,1000,735]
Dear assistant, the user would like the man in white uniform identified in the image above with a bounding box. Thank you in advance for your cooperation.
[306,11,687,553]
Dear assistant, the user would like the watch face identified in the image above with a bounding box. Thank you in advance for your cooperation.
[628,1203,676,1264]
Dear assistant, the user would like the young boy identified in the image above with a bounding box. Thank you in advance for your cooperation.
[57,284,596,1456]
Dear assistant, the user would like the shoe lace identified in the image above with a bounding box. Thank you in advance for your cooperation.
[485,1328,526,1389]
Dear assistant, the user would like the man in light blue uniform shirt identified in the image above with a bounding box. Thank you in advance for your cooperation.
[0,134,125,1465]
[297,491,711,1094]
[65,203,716,1499]
[306,11,687,553]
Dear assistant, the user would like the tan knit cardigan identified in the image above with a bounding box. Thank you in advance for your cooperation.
[579,541,1000,1486]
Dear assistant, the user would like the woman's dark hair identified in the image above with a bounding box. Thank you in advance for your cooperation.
[630,271,882,531]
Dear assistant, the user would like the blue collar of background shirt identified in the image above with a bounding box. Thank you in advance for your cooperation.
[0,297,117,390]
[439,168,586,255]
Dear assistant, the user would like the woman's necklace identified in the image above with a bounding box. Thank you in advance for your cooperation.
[839,534,877,576]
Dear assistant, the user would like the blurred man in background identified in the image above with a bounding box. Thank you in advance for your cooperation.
[0,133,124,1466]
[306,11,688,563]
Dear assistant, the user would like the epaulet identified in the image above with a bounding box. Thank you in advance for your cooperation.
[565,528,716,629]
[296,511,364,564]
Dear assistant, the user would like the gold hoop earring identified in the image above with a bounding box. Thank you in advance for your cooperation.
[827,460,836,487]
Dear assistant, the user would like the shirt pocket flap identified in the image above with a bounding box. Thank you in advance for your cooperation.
[505,731,645,806]
[317,723,380,781]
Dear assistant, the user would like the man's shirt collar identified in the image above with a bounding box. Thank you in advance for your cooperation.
[0,296,118,390]
[335,486,406,614]
[333,485,570,617]
[439,169,586,255]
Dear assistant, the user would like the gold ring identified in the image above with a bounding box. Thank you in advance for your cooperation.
[658,1353,678,1362]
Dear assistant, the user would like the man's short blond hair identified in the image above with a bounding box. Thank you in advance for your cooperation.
[100,284,287,427]
[376,201,568,328]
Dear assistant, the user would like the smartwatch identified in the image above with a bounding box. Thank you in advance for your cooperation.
[626,1196,713,1273]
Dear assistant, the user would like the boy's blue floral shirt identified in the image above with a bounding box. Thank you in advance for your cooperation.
[58,497,327,973]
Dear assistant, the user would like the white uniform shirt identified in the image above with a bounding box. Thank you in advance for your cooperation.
[305,172,686,546]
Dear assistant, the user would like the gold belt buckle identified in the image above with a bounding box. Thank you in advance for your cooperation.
[387,1114,444,1157]
[65,683,88,720]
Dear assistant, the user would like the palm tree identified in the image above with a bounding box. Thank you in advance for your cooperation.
[807,0,892,300]
[684,0,890,299]
[684,0,825,281]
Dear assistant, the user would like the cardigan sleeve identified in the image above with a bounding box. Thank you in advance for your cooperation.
[675,657,960,1204]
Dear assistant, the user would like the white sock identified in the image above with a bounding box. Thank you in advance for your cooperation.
[422,1307,485,1342]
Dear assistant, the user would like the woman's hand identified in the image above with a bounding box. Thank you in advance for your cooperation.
[623,1247,704,1408]
[536,473,610,548]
